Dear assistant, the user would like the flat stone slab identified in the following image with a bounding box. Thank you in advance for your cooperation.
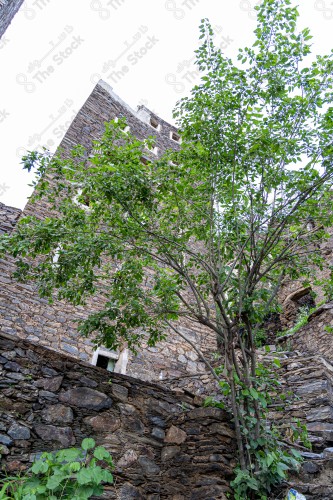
[59,387,112,410]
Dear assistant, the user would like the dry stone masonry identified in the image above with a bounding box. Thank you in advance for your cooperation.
[1,80,333,497]
[0,202,21,234]
[0,331,236,499]
[258,345,333,499]
[279,301,333,361]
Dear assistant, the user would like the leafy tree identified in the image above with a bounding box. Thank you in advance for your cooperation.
[2,0,333,497]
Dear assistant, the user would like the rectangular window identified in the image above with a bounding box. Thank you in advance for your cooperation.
[170,131,181,143]
[91,347,118,372]
[150,117,161,131]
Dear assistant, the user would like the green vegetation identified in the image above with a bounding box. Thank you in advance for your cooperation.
[0,439,114,500]
[277,303,322,339]
[1,0,333,497]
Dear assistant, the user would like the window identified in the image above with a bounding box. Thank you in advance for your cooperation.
[144,140,158,156]
[150,116,161,131]
[170,131,181,143]
[73,188,91,211]
[52,245,61,265]
[140,156,149,165]
[91,347,118,373]
[114,116,130,133]
[96,355,116,371]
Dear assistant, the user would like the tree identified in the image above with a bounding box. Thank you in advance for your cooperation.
[2,0,333,497]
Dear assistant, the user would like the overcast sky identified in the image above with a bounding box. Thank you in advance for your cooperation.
[0,0,332,209]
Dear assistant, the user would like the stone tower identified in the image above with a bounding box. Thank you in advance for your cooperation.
[0,81,217,395]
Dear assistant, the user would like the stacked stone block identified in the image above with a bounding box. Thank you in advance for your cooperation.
[0,331,235,499]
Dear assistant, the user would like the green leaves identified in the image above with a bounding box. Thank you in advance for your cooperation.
[31,460,49,475]
[81,438,95,451]
[1,440,114,499]
[2,2,331,499]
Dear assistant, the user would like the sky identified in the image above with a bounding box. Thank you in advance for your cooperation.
[0,0,332,210]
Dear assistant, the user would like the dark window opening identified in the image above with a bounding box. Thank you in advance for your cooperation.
[150,117,159,129]
[171,131,180,142]
[140,156,149,165]
[294,292,316,312]
[78,193,91,207]
[96,354,116,372]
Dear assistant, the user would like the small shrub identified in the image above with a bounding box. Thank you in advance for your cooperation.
[0,438,114,500]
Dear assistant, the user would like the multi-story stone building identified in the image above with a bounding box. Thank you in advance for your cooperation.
[0,81,218,394]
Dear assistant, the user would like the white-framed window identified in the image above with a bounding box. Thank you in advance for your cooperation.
[170,131,181,143]
[52,245,61,265]
[114,116,130,133]
[91,347,119,372]
[73,188,91,212]
[150,116,161,131]
[144,140,158,156]
[91,346,129,374]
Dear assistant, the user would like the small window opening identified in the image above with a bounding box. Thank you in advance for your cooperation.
[294,291,316,312]
[73,188,91,211]
[150,117,160,131]
[144,141,158,156]
[96,354,116,372]
[52,245,61,265]
[92,347,119,372]
[140,156,149,165]
[170,131,181,143]
[114,116,130,133]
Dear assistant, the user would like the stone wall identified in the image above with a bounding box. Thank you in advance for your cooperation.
[0,0,24,39]
[278,301,333,361]
[0,81,218,394]
[0,332,235,499]
[0,202,21,234]
[263,348,333,499]
[265,350,333,451]
[277,227,333,330]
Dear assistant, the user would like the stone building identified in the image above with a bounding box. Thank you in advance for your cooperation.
[0,0,24,39]
[0,81,218,395]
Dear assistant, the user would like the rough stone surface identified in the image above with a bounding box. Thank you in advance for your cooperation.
[7,423,30,440]
[34,424,75,447]
[59,387,112,410]
[164,425,187,445]
[0,203,21,236]
[259,348,333,499]
[41,404,73,424]
[0,332,235,498]
[280,302,333,361]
